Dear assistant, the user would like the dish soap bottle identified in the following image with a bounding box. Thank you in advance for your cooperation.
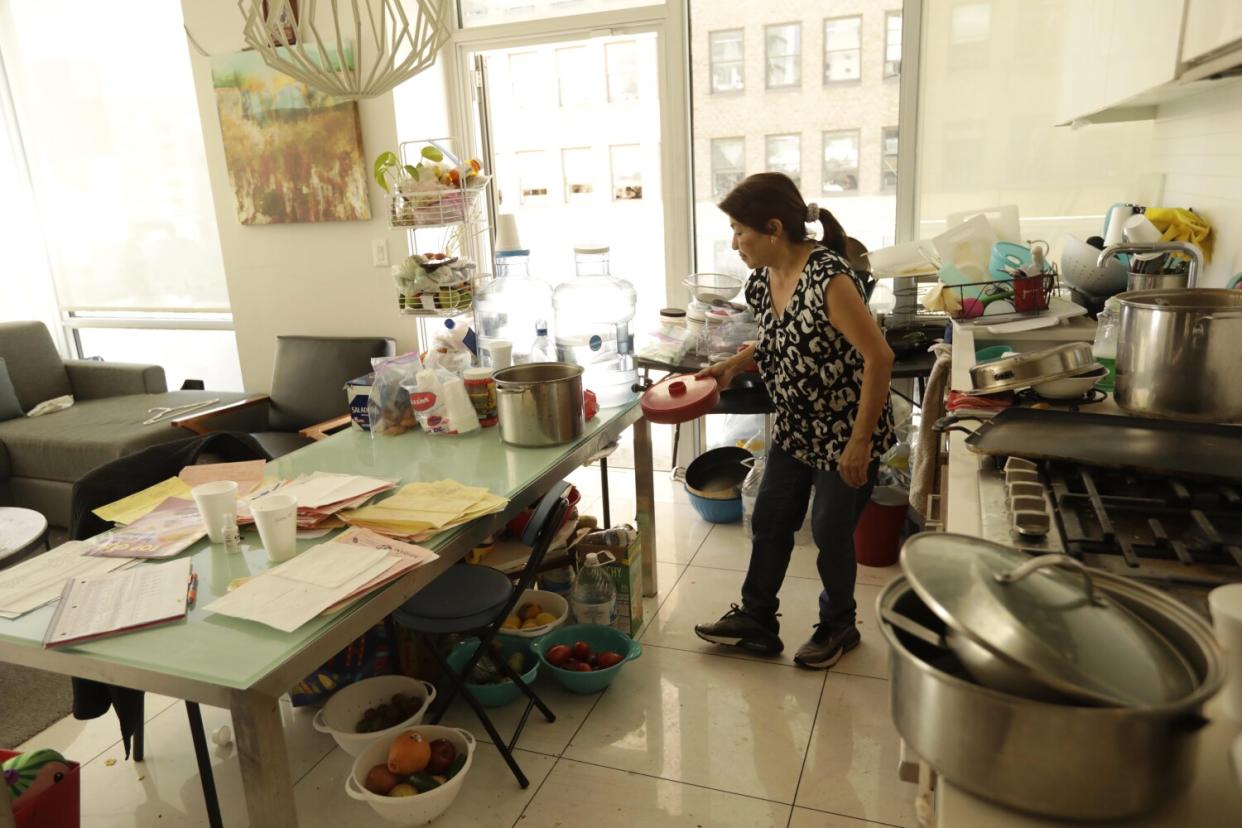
[528,320,557,363]
[1092,297,1120,393]
[569,552,616,626]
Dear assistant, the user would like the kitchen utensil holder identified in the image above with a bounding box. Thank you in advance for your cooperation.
[944,272,1057,324]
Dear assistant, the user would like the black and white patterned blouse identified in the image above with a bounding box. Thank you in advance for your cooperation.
[745,245,897,471]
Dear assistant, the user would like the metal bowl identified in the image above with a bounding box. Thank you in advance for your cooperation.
[970,342,1095,394]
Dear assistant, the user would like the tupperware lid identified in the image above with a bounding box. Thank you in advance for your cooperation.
[900,532,1197,707]
[640,374,720,425]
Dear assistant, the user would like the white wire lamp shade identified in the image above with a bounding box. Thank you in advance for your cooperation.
[238,0,451,101]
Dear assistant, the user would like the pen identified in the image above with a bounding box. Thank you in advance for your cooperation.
[187,571,198,607]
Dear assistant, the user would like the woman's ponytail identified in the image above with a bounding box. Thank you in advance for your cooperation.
[818,208,848,258]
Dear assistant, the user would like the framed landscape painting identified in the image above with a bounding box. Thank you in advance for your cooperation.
[210,49,371,224]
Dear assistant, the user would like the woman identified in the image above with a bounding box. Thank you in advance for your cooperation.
[694,172,896,669]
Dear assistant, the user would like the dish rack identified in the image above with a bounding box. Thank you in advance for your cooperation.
[943,272,1059,325]
[389,180,489,230]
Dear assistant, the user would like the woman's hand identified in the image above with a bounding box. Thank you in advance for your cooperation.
[838,436,871,489]
[695,358,740,390]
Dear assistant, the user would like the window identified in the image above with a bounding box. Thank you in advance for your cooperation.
[949,2,991,69]
[765,23,801,88]
[605,41,640,102]
[709,29,744,93]
[885,12,903,78]
[610,144,643,200]
[881,127,899,191]
[713,239,746,277]
[516,150,550,203]
[765,134,801,189]
[562,147,595,203]
[459,0,662,28]
[556,46,592,107]
[822,130,859,193]
[823,16,861,84]
[711,137,745,199]
[509,51,543,109]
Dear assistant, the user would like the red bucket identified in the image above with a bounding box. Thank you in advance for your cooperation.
[853,488,908,568]
[1,749,80,828]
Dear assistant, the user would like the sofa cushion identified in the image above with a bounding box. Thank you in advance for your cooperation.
[0,391,249,483]
[0,359,22,421]
[0,322,73,412]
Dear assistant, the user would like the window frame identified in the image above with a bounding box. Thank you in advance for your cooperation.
[821,128,860,195]
[515,149,551,204]
[884,11,902,79]
[881,126,899,192]
[764,21,802,89]
[710,136,746,200]
[609,143,644,201]
[604,39,640,103]
[555,45,593,108]
[764,132,801,190]
[561,146,596,203]
[823,15,862,86]
[708,28,744,94]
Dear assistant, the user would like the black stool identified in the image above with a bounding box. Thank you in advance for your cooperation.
[393,482,572,788]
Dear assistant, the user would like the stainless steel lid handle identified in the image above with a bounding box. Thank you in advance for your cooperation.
[993,554,1104,607]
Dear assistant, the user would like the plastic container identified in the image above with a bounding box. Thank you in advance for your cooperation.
[444,638,538,707]
[528,623,642,694]
[570,551,617,625]
[311,675,437,756]
[475,249,554,364]
[552,246,638,404]
[496,588,569,639]
[529,320,557,362]
[1092,298,1120,392]
[853,486,909,568]
[345,725,475,824]
[689,492,743,524]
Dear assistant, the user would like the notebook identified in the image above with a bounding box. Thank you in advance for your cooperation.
[43,559,192,648]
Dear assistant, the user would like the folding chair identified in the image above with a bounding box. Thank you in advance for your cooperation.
[393,482,572,788]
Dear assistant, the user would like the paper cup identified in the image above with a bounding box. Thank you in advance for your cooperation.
[486,339,512,370]
[192,481,239,544]
[1209,583,1242,724]
[251,493,298,563]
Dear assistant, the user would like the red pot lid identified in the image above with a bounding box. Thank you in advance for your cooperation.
[641,374,720,424]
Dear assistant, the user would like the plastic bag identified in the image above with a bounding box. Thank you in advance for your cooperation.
[401,367,480,436]
[713,413,765,453]
[637,322,694,364]
[367,353,422,437]
[423,322,473,376]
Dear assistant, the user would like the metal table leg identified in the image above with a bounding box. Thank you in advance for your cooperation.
[633,417,658,597]
[232,689,297,827]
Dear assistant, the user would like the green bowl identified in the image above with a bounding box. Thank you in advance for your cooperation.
[445,638,537,708]
[974,344,1013,363]
[528,624,642,694]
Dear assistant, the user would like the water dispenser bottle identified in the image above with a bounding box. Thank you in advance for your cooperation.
[552,246,638,407]
[475,249,554,363]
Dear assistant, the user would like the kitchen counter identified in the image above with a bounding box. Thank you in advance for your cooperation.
[929,318,1242,827]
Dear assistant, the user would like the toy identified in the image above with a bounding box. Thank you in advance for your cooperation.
[3,749,71,811]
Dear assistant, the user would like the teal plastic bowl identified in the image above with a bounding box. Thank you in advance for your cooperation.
[974,344,1013,363]
[445,638,537,708]
[529,624,642,694]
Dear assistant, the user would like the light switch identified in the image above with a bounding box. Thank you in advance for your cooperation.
[372,239,389,267]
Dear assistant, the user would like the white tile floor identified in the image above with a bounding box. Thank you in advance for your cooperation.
[21,465,915,827]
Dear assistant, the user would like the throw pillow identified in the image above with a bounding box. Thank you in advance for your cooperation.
[0,358,23,420]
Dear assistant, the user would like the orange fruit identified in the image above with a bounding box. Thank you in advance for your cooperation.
[387,730,431,775]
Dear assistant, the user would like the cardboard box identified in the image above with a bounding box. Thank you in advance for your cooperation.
[576,526,642,637]
[344,372,375,431]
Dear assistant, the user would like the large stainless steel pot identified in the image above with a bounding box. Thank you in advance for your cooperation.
[879,574,1224,821]
[493,363,584,447]
[1115,289,1242,423]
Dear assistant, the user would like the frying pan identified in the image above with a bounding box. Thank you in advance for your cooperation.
[936,408,1242,483]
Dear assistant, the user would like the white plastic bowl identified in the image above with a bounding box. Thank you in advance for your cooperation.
[346,725,476,825]
[498,588,569,639]
[1032,365,1108,400]
[313,675,436,756]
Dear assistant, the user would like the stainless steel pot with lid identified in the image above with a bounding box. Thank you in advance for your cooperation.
[895,533,1198,706]
[969,342,1096,395]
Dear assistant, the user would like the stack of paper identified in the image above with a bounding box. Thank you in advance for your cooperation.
[341,480,509,541]
[84,499,206,560]
[0,541,134,619]
[43,559,192,648]
[242,472,396,530]
[178,459,266,497]
[91,461,269,526]
[205,528,437,632]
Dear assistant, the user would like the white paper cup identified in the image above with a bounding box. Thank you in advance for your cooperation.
[251,493,299,563]
[1209,583,1242,724]
[192,481,239,544]
[486,340,513,370]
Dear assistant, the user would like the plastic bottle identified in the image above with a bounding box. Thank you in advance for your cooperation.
[1092,297,1120,393]
[551,246,638,406]
[528,320,557,362]
[474,249,554,363]
[569,552,617,626]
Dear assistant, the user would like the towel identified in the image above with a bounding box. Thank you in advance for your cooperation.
[910,343,953,518]
[1144,207,1213,263]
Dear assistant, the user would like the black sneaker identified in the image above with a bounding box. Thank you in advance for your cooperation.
[694,604,784,655]
[793,622,861,670]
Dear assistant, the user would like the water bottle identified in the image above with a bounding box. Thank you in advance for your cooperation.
[528,320,557,362]
[569,552,616,626]
[475,249,553,363]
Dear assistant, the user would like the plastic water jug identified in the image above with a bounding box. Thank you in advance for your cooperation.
[475,250,554,363]
[569,552,616,626]
[552,246,638,406]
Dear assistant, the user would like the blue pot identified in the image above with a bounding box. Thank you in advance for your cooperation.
[688,490,743,523]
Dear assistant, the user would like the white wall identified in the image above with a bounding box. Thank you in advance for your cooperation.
[180,1,417,392]
[1149,80,1242,289]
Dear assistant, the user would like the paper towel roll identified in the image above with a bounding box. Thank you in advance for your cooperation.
[442,377,480,433]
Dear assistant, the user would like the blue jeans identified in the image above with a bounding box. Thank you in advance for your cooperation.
[741,444,877,628]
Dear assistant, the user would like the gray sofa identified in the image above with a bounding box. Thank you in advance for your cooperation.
[0,321,247,527]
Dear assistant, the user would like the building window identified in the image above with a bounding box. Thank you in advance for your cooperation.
[822,130,859,193]
[885,12,903,78]
[713,239,746,276]
[765,134,801,189]
[562,147,594,203]
[823,16,861,84]
[605,40,640,102]
[765,23,801,88]
[516,150,549,204]
[556,46,592,107]
[610,144,643,200]
[881,127,899,191]
[709,30,744,93]
[711,137,745,199]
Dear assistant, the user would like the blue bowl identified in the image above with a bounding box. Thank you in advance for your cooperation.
[445,638,538,708]
[528,624,642,694]
[688,491,743,523]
